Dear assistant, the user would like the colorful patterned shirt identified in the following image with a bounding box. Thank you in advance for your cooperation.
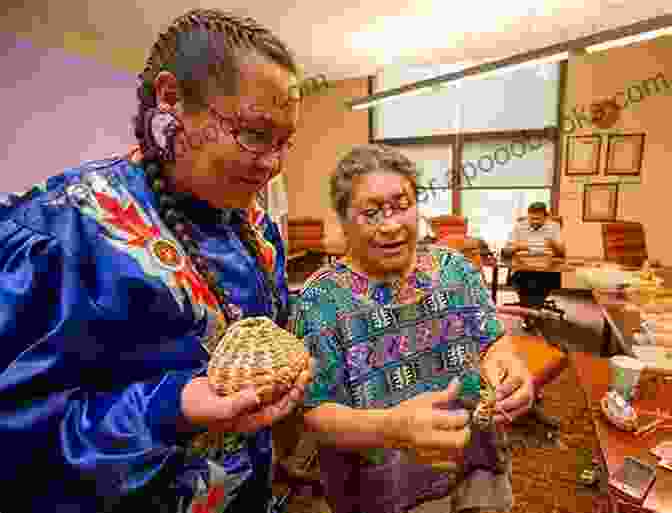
[0,158,288,513]
[293,246,504,408]
[291,246,507,513]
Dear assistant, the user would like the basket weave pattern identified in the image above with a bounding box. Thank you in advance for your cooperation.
[207,317,311,404]
[600,395,637,431]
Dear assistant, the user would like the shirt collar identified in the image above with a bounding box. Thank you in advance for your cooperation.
[340,254,416,288]
[522,218,547,230]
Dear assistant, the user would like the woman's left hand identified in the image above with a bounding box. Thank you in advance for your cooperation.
[482,351,535,425]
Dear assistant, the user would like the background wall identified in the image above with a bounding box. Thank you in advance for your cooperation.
[0,31,137,193]
[559,36,672,265]
[284,77,369,248]
[1,29,368,252]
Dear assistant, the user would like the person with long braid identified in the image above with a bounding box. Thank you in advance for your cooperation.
[0,9,316,512]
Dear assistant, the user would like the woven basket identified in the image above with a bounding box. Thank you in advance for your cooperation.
[623,277,670,307]
[600,394,637,431]
[207,316,310,404]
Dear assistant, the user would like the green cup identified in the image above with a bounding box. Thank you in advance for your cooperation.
[609,355,645,401]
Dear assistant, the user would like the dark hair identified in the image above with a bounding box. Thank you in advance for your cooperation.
[133,8,299,158]
[528,202,548,214]
[330,145,419,221]
[132,10,299,327]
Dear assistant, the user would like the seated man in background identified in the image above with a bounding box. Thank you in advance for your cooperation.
[505,202,564,329]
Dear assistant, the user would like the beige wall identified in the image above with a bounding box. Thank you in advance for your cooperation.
[559,36,672,264]
[284,78,369,248]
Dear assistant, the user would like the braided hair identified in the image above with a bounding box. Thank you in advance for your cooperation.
[134,9,299,328]
[133,8,300,160]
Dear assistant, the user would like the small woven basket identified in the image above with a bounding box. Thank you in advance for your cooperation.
[600,394,638,431]
[207,316,311,404]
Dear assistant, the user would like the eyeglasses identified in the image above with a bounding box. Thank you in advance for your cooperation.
[351,196,416,227]
[209,107,295,157]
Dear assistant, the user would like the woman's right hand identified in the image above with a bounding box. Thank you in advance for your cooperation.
[386,379,471,464]
[180,360,313,434]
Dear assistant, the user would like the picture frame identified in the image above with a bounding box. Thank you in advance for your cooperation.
[583,183,618,222]
[565,135,601,176]
[605,133,645,176]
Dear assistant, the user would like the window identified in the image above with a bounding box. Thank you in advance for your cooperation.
[460,139,555,246]
[372,64,466,140]
[455,64,559,132]
[373,62,560,140]
[460,139,554,189]
[461,188,552,246]
[370,60,563,250]
[395,145,453,218]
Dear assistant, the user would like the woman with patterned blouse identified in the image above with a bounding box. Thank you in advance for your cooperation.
[291,145,535,513]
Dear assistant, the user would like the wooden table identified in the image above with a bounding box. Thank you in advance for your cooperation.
[487,255,605,304]
[572,351,672,513]
[592,268,672,357]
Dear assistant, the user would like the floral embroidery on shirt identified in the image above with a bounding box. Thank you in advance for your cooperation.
[66,173,221,323]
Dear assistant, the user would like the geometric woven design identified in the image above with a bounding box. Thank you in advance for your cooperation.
[208,316,311,403]
[336,287,484,410]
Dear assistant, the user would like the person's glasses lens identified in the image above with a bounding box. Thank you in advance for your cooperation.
[237,130,271,153]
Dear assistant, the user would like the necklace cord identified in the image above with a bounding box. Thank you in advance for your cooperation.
[142,158,287,325]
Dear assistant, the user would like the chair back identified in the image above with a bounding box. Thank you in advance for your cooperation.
[601,221,647,267]
[287,217,325,252]
[428,216,484,270]
[460,239,483,270]
[429,215,468,243]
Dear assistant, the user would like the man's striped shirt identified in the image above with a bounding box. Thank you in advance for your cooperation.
[508,219,561,255]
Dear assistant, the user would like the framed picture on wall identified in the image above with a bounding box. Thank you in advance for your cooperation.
[605,133,645,176]
[565,135,601,176]
[583,183,619,222]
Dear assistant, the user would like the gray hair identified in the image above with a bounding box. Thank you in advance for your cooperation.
[330,145,419,221]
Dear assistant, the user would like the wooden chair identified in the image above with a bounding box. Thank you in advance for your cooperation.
[427,216,488,280]
[601,221,648,268]
[429,215,468,245]
[287,217,325,253]
[495,309,569,430]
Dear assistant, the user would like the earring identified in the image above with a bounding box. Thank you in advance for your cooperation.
[145,108,182,162]
[145,71,183,162]
[154,71,179,112]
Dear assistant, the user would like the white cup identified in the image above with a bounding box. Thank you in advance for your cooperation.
[609,355,645,401]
